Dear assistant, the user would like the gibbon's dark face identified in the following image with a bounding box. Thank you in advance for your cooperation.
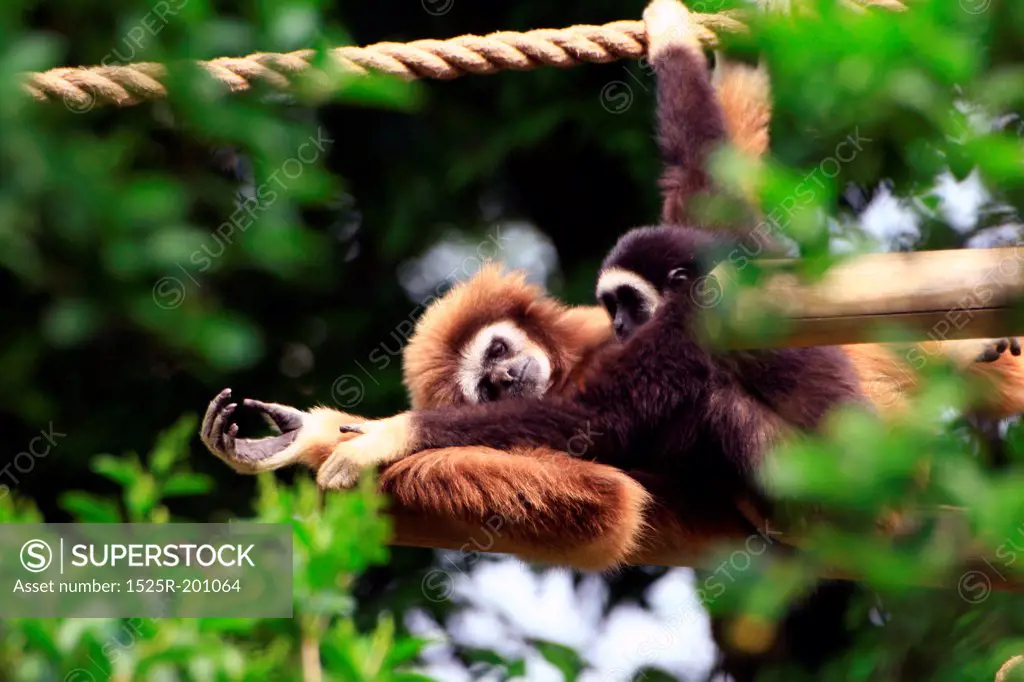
[596,225,725,341]
[457,320,553,404]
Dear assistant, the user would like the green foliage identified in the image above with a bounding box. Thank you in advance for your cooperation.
[0,415,422,681]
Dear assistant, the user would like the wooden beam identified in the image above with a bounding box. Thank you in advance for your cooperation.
[711,246,1024,348]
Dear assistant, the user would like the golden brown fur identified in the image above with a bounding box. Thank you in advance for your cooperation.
[714,58,772,159]
[403,265,613,408]
[381,448,651,570]
[844,341,1024,418]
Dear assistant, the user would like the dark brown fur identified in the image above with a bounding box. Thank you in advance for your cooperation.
[656,44,727,225]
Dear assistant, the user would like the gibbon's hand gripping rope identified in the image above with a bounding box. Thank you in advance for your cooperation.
[23,1,904,111]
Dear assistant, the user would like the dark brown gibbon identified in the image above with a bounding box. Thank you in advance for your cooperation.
[202,0,1024,573]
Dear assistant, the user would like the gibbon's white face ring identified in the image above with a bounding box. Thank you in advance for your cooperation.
[595,267,662,316]
[457,320,553,403]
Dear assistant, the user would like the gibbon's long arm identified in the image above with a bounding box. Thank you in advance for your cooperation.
[381,446,652,569]
[647,0,729,226]
[201,389,654,570]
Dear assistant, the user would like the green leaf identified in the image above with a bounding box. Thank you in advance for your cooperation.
[385,636,429,668]
[148,414,199,476]
[160,472,214,497]
[506,659,527,679]
[462,647,511,668]
[392,674,439,682]
[1006,419,1024,465]
[534,640,583,682]
[91,454,140,487]
[59,492,123,523]
[125,475,159,522]
[41,298,102,347]
[194,315,265,370]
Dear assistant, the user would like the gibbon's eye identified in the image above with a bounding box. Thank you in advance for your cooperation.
[616,286,641,312]
[486,338,509,361]
[667,267,690,284]
[600,293,617,317]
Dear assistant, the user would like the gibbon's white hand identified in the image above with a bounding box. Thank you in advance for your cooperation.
[643,0,702,59]
[317,413,416,490]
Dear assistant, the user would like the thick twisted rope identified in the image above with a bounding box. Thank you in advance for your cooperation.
[23,1,905,111]
[21,18,718,110]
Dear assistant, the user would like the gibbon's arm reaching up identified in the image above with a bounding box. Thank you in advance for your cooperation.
[649,0,726,226]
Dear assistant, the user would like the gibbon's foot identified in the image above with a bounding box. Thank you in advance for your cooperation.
[200,388,307,473]
[643,0,703,60]
[977,338,1022,363]
[318,413,416,490]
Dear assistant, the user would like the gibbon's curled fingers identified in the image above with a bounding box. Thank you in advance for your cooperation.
[201,388,326,474]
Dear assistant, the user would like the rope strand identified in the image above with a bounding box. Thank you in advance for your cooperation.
[21,1,904,111]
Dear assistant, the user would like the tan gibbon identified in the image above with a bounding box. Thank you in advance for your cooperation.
[201,2,1024,571]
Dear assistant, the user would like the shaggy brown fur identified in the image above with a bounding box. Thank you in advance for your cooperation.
[403,265,613,409]
[381,448,650,570]
[714,58,772,159]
